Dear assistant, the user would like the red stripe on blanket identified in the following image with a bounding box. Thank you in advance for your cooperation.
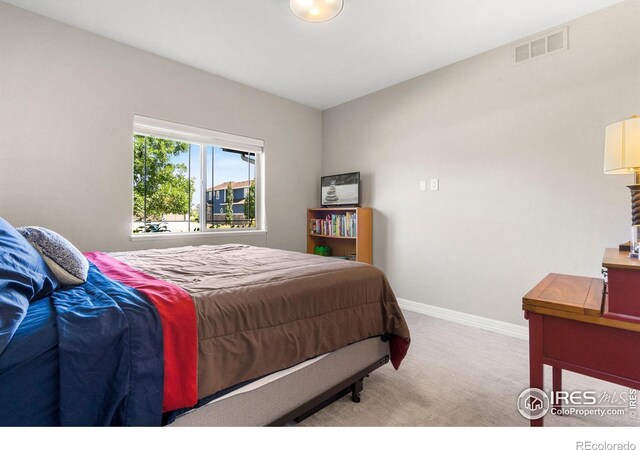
[85,252,198,412]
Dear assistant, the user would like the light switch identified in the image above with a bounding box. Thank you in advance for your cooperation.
[419,180,427,191]
[430,178,439,191]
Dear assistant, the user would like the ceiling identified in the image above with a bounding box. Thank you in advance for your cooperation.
[4,0,625,110]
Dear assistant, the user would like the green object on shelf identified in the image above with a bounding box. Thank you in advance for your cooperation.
[314,245,331,256]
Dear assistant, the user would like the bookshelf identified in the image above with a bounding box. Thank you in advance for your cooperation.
[307,207,372,264]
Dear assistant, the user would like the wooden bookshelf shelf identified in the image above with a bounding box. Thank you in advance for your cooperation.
[307,207,363,211]
[309,234,356,240]
[307,207,372,264]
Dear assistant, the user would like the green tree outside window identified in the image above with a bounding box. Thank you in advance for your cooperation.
[133,135,195,223]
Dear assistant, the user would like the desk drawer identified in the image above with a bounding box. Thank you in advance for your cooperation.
[543,315,640,382]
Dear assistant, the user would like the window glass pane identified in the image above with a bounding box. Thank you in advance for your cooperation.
[158,141,192,232]
[246,153,256,227]
[189,144,201,232]
[205,146,217,230]
[132,135,146,232]
[132,135,194,233]
[208,147,256,229]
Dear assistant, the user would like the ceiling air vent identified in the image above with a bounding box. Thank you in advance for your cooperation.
[512,26,568,65]
[514,43,530,63]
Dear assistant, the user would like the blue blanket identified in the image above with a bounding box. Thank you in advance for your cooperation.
[0,296,59,425]
[0,263,164,426]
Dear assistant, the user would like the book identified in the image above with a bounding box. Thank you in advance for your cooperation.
[309,213,357,238]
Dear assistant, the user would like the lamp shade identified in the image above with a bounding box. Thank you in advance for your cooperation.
[604,115,640,174]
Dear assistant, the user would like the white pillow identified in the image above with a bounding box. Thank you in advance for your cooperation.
[16,226,89,286]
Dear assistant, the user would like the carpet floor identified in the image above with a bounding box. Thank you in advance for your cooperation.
[299,310,638,426]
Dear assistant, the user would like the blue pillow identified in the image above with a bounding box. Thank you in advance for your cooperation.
[0,218,58,355]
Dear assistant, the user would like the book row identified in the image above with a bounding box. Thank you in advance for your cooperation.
[309,212,357,238]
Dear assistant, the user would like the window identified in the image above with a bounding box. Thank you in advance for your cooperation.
[132,116,264,235]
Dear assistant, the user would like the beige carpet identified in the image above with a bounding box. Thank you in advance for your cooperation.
[299,310,638,426]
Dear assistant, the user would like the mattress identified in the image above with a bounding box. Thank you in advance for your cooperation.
[0,296,59,426]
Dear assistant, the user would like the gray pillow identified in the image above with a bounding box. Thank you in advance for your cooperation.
[16,226,89,286]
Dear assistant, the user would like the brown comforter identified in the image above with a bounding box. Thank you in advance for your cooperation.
[110,244,410,399]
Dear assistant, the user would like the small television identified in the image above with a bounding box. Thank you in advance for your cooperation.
[321,172,360,207]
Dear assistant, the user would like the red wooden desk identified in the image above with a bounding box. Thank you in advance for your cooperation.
[523,269,640,427]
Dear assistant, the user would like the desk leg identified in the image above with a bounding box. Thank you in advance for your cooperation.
[552,367,562,411]
[529,313,544,427]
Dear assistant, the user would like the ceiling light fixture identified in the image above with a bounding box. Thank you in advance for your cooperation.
[290,0,344,23]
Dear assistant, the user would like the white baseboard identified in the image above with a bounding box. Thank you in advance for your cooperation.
[397,298,528,341]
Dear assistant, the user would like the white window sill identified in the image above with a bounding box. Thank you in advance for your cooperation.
[130,229,267,241]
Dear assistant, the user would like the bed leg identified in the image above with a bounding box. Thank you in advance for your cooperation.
[351,378,363,403]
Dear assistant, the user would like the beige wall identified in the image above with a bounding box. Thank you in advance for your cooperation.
[322,1,640,325]
[0,2,322,253]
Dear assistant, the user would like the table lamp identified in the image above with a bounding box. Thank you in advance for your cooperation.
[604,115,640,251]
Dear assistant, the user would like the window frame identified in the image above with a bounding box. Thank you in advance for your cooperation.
[131,115,265,239]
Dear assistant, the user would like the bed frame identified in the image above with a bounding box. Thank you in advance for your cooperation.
[169,337,390,426]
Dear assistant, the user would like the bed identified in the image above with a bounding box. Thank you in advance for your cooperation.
[0,219,410,426]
